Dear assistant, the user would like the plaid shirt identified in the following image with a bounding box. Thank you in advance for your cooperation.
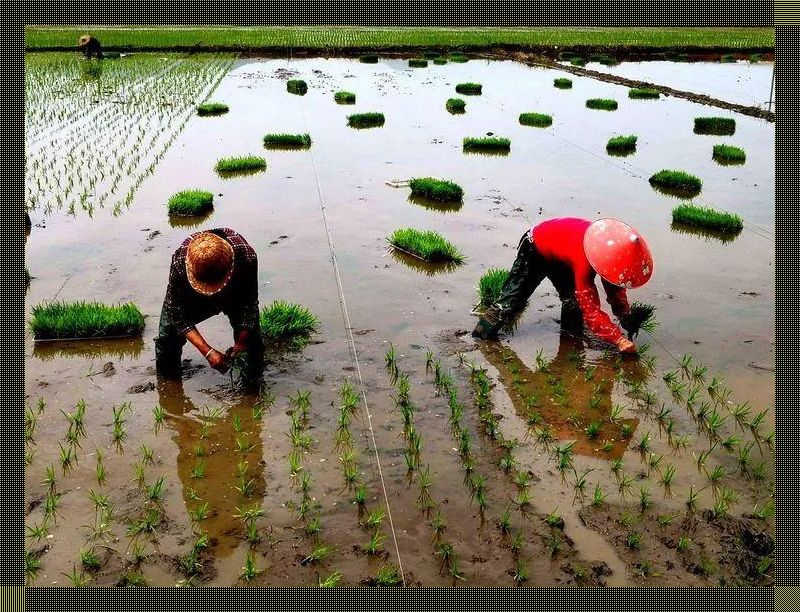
[161,228,259,336]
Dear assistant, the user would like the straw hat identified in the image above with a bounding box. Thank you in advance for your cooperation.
[78,35,92,46]
[185,232,235,296]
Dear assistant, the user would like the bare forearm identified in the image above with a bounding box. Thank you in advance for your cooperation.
[185,328,212,356]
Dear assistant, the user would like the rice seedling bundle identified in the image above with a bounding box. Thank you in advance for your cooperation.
[671,204,743,234]
[262,133,312,149]
[519,112,553,127]
[408,178,464,202]
[694,117,736,136]
[455,83,482,95]
[347,112,385,128]
[388,228,464,264]
[649,169,702,196]
[167,190,214,216]
[30,301,145,339]
[197,102,229,116]
[586,98,618,111]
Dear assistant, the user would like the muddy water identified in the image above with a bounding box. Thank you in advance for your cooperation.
[25,57,774,586]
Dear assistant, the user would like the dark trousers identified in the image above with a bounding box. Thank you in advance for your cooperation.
[155,309,264,379]
[486,233,583,332]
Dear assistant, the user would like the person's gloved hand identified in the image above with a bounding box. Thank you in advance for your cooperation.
[472,318,499,340]
[615,337,637,355]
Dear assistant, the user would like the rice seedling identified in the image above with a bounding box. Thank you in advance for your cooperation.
[510,532,524,556]
[167,189,214,217]
[302,544,334,565]
[359,54,379,63]
[44,490,62,522]
[513,560,529,584]
[516,488,532,513]
[606,135,637,154]
[753,500,775,521]
[25,551,42,585]
[363,530,386,555]
[41,463,56,491]
[573,468,594,501]
[347,112,385,128]
[618,474,635,499]
[80,548,101,571]
[215,156,267,174]
[27,521,49,542]
[29,301,145,339]
[696,443,717,473]
[650,170,703,197]
[626,531,642,549]
[620,422,633,439]
[660,464,676,496]
[388,228,464,264]
[545,509,564,529]
[319,572,342,587]
[152,404,165,431]
[672,204,743,233]
[191,459,207,479]
[519,112,553,128]
[463,136,511,153]
[545,533,563,557]
[647,453,663,476]
[197,102,229,116]
[361,507,385,529]
[585,420,602,439]
[263,133,312,149]
[62,565,90,587]
[147,476,167,502]
[586,98,618,111]
[534,425,555,447]
[570,57,587,66]
[373,564,402,586]
[260,301,319,348]
[707,465,726,491]
[749,409,768,435]
[433,57,448,64]
[554,78,572,89]
[497,507,513,534]
[764,430,775,452]
[132,462,147,487]
[694,117,736,136]
[59,441,75,474]
[408,58,428,67]
[334,91,356,104]
[592,484,607,507]
[286,79,307,95]
[628,88,660,99]
[446,98,466,113]
[674,536,692,553]
[499,455,515,473]
[239,551,263,581]
[610,457,624,475]
[455,82,482,95]
[636,432,652,455]
[409,177,464,202]
[686,485,701,513]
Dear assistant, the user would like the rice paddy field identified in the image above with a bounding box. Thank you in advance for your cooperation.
[25,50,774,588]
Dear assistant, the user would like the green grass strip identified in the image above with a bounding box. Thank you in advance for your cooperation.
[463,137,511,152]
[606,135,638,152]
[519,112,553,127]
[30,301,145,340]
[197,102,229,116]
[446,98,466,113]
[215,156,267,173]
[554,78,573,89]
[712,144,746,163]
[409,178,464,202]
[649,169,702,195]
[334,91,356,104]
[586,98,618,111]
[672,204,743,233]
[260,301,320,348]
[455,82,482,95]
[263,133,312,149]
[478,268,510,307]
[347,112,385,128]
[167,190,214,216]
[388,228,465,264]
[628,88,660,99]
[694,117,736,135]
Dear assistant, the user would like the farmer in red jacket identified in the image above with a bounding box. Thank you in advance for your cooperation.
[473,218,654,354]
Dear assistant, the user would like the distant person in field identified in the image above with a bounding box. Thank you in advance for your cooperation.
[473,218,654,355]
[155,228,263,379]
[78,35,104,59]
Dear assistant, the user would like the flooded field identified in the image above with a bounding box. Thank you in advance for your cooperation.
[25,54,774,587]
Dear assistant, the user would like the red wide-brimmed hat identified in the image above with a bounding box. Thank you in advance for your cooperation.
[584,218,653,288]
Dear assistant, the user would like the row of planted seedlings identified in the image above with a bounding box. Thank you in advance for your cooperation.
[384,346,464,583]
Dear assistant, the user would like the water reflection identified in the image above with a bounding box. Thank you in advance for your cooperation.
[156,376,266,559]
[407,194,463,214]
[389,248,462,276]
[477,328,648,460]
[168,211,215,229]
[670,221,742,244]
[33,337,145,361]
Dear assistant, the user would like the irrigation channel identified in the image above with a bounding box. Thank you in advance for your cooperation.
[25,53,774,587]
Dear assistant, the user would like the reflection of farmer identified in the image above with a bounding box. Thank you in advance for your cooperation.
[156,376,265,558]
[155,229,263,379]
[78,35,104,59]
[473,218,654,354]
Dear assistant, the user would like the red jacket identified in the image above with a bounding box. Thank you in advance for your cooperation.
[530,218,630,345]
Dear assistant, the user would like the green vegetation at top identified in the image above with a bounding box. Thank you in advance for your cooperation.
[167,190,214,216]
[409,178,464,202]
[478,269,510,307]
[463,136,511,152]
[287,79,308,95]
[628,88,660,99]
[649,169,702,196]
[519,112,553,128]
[409,58,428,67]
[586,98,618,111]
[388,228,465,264]
[455,83,482,95]
[30,301,145,340]
[554,78,573,89]
[260,301,320,349]
[334,91,356,104]
[215,156,267,173]
[712,144,746,164]
[25,27,774,51]
[263,133,312,149]
[197,102,229,116]
[347,112,385,128]
[694,117,736,135]
[446,98,466,113]
[672,204,743,234]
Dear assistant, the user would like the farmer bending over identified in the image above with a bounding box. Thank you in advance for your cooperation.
[473,217,653,354]
[78,35,104,59]
[155,228,263,378]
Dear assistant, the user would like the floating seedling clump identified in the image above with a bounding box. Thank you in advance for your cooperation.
[586,98,618,111]
[215,156,267,175]
[262,133,312,149]
[388,228,465,264]
[449,53,469,63]
[259,301,320,349]
[671,204,743,234]
[167,190,214,216]
[30,301,145,340]
[286,79,308,95]
[446,98,466,114]
[433,57,448,65]
[359,54,379,63]
[606,135,637,155]
[463,137,511,153]
[554,78,573,89]
[455,83,482,95]
[409,59,428,68]
[334,91,356,104]
[519,112,553,128]
[649,169,703,197]
[628,88,660,99]
[197,102,229,116]
[694,117,736,136]
[347,112,385,129]
[477,268,509,307]
[408,178,464,202]
[570,57,587,66]
[712,144,746,165]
